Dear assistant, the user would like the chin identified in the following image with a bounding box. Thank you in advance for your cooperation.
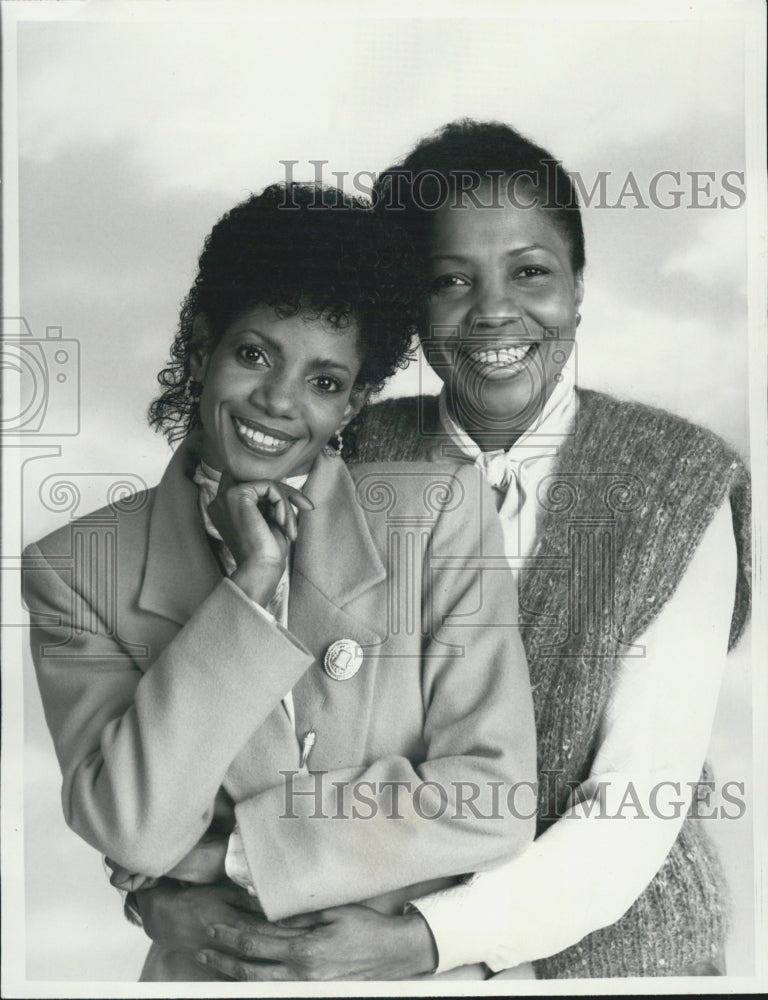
[222,452,275,483]
[481,382,547,421]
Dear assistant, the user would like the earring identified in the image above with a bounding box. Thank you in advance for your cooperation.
[323,429,344,458]
[184,379,201,401]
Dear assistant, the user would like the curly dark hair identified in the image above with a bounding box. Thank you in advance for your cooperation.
[373,118,586,275]
[148,183,420,443]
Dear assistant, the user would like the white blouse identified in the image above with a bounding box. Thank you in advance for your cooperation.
[410,373,737,973]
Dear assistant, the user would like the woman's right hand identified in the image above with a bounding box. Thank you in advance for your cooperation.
[137,883,439,981]
[197,904,439,981]
[207,471,313,605]
[134,881,268,955]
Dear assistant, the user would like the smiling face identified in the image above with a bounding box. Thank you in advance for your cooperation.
[191,306,366,481]
[426,187,584,448]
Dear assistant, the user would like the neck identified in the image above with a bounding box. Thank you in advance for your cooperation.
[445,375,568,452]
[446,401,546,453]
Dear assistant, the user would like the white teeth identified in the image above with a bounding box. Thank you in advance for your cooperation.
[468,344,533,367]
[233,418,289,452]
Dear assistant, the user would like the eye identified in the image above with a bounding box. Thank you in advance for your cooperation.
[310,374,343,394]
[237,344,269,367]
[430,273,471,293]
[515,265,550,280]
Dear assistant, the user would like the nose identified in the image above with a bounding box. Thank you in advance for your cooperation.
[470,276,525,338]
[474,272,521,322]
[250,370,296,418]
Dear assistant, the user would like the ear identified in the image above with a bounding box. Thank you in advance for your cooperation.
[339,386,371,429]
[574,273,585,312]
[189,314,212,381]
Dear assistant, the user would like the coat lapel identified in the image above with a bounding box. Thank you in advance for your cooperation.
[137,435,223,626]
[288,454,386,772]
[292,451,386,608]
[225,455,389,798]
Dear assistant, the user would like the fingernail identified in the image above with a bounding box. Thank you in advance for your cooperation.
[205,925,217,938]
[195,951,208,964]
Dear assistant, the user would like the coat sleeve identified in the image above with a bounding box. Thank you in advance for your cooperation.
[23,550,312,877]
[233,465,537,920]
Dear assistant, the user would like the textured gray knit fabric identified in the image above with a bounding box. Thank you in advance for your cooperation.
[348,387,751,978]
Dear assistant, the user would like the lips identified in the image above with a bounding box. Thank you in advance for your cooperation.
[232,415,295,456]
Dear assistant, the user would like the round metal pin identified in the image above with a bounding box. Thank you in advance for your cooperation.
[323,638,364,681]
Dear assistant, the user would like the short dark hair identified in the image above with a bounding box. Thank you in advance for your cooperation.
[148,183,419,442]
[373,118,586,275]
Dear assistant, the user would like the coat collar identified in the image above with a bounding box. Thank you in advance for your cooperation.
[138,438,386,625]
[292,450,386,607]
[138,435,221,625]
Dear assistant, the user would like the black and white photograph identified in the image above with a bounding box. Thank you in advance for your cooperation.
[1,0,766,995]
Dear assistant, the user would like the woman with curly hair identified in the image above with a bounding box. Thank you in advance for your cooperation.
[23,182,536,981]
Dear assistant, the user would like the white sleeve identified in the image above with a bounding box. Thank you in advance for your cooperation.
[225,823,259,895]
[412,502,737,973]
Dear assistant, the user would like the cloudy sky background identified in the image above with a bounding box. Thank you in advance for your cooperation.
[4,1,758,985]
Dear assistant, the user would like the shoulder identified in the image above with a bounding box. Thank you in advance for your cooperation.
[348,457,484,496]
[572,389,750,647]
[24,487,156,564]
[576,388,744,472]
[572,388,748,506]
[348,460,496,550]
[571,388,749,535]
[360,394,438,425]
[347,395,440,464]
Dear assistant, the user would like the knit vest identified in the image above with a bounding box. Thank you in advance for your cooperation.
[348,388,751,978]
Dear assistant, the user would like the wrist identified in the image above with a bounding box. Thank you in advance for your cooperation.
[133,880,171,939]
[399,910,439,977]
[231,561,283,606]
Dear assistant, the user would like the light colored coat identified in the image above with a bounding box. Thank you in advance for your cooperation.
[24,438,535,977]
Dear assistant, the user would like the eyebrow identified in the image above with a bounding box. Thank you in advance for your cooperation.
[232,328,354,376]
[311,357,354,375]
[430,244,554,262]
